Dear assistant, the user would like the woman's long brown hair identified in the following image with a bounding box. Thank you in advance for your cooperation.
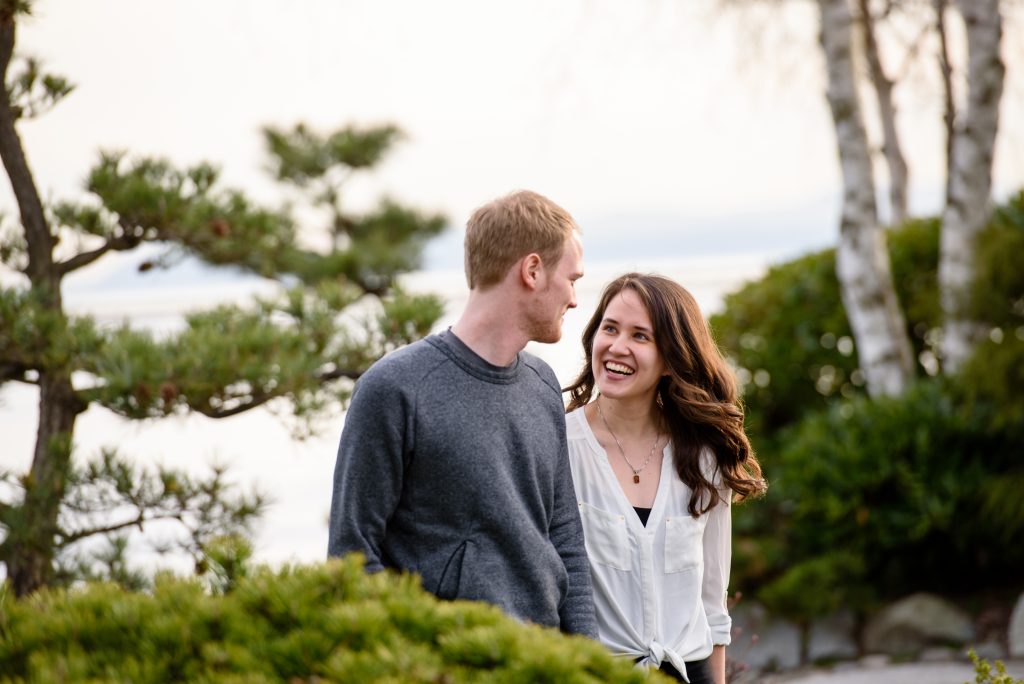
[565,273,766,516]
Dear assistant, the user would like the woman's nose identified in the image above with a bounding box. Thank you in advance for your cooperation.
[608,334,628,354]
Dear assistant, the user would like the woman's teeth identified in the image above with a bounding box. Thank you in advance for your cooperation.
[605,362,634,376]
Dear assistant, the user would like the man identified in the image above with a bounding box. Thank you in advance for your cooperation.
[328,190,596,636]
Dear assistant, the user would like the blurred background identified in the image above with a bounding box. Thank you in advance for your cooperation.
[1,0,1022,675]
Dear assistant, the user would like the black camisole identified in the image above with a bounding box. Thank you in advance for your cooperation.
[633,506,652,527]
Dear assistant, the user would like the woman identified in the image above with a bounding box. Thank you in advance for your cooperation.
[564,273,765,684]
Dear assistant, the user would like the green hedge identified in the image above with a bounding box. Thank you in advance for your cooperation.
[753,380,1024,621]
[709,215,942,440]
[715,191,1024,621]
[0,555,663,683]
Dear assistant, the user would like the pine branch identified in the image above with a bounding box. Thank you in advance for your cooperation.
[56,233,140,276]
[195,391,276,419]
[192,365,365,418]
[317,366,363,382]
[58,514,149,546]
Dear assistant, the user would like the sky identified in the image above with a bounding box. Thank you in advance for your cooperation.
[2,0,1023,570]
[11,0,1019,271]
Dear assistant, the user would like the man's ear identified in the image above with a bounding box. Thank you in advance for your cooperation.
[520,253,543,290]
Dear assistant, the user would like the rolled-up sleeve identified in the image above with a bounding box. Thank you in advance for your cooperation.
[701,488,733,645]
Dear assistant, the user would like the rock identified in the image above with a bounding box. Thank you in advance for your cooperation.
[1010,593,1024,658]
[862,593,974,657]
[858,654,892,669]
[807,610,859,663]
[919,646,957,662]
[730,602,802,671]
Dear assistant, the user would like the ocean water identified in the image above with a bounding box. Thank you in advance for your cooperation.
[0,253,772,574]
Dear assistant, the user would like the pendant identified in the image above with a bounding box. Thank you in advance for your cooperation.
[633,474,640,484]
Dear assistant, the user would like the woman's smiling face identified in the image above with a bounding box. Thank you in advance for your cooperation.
[591,288,666,402]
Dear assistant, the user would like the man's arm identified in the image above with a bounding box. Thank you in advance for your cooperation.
[549,436,598,637]
[327,367,411,571]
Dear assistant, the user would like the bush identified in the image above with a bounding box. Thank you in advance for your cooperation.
[746,379,1024,622]
[715,191,1024,621]
[710,216,942,440]
[0,556,664,683]
[969,649,1024,684]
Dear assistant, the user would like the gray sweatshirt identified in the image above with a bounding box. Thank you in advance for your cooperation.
[328,330,597,636]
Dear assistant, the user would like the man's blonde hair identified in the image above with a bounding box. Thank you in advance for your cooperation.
[464,190,579,290]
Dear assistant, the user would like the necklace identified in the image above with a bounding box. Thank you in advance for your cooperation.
[596,399,661,484]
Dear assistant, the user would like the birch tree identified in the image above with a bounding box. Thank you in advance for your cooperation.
[817,0,915,396]
[938,0,1006,372]
[717,0,1012,387]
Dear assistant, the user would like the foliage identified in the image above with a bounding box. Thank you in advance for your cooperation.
[755,553,866,626]
[0,450,265,592]
[0,5,448,593]
[710,216,942,440]
[0,555,664,684]
[968,649,1024,684]
[716,193,1024,622]
[749,380,1024,620]
[969,191,1024,329]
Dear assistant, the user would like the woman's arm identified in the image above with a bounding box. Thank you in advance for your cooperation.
[709,644,726,684]
[701,485,733,647]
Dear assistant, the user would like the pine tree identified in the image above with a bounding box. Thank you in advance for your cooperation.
[0,1,446,596]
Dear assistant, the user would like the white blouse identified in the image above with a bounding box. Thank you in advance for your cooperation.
[565,407,732,677]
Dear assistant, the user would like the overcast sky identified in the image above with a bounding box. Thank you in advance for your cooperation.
[11,0,1021,274]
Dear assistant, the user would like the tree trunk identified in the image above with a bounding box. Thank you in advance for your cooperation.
[6,374,80,596]
[857,0,909,226]
[934,0,956,201]
[0,11,82,596]
[938,0,1004,373]
[818,0,915,397]
[0,16,56,293]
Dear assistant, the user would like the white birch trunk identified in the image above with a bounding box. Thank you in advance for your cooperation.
[818,0,915,397]
[938,0,1005,373]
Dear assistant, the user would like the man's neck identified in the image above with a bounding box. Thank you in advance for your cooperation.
[451,291,530,367]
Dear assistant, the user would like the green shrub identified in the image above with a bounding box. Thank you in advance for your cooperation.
[715,191,1024,620]
[0,556,664,683]
[749,380,1024,620]
[710,216,942,440]
[968,649,1024,684]
[968,190,1024,329]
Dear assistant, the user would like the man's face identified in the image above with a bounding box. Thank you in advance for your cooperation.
[528,232,584,344]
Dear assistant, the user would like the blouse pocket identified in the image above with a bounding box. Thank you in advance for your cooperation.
[578,502,632,572]
[664,515,703,574]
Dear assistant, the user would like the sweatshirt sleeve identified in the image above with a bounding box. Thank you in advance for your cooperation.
[327,365,411,572]
[549,432,599,637]
[702,485,733,645]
